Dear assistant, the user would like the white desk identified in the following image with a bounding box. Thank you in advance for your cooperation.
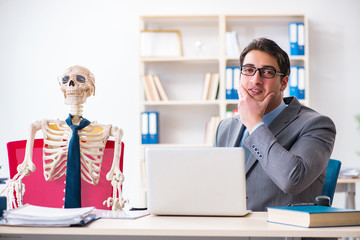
[1,212,360,239]
[337,177,360,209]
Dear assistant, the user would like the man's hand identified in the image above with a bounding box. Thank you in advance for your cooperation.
[237,85,274,133]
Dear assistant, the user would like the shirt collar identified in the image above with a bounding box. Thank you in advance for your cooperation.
[262,100,287,127]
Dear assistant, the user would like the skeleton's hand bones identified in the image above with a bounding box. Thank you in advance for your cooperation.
[16,161,36,177]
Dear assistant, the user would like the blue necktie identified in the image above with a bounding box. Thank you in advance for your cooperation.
[64,114,91,208]
[239,125,250,163]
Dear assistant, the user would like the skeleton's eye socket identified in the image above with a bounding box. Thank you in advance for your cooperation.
[76,75,86,83]
[62,76,70,84]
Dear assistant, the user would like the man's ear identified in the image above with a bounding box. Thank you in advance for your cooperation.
[280,76,289,92]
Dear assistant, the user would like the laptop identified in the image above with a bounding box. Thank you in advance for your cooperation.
[145,147,249,216]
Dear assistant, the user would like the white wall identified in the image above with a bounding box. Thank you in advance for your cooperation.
[0,0,359,208]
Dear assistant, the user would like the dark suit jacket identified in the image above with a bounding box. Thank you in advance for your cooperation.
[214,97,336,211]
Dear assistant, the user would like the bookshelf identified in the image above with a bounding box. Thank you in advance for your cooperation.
[138,14,309,207]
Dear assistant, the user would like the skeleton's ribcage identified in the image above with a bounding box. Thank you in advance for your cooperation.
[42,121,110,185]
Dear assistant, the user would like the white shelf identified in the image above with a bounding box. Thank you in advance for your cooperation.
[138,15,309,207]
[140,57,219,63]
[139,14,309,145]
[142,100,220,106]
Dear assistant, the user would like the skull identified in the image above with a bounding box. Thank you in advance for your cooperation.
[59,65,95,105]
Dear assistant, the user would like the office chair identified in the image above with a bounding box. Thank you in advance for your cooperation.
[7,139,124,209]
[321,159,341,205]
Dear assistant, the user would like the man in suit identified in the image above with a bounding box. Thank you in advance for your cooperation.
[214,38,336,211]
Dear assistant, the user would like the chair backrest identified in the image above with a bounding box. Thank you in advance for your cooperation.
[321,159,341,205]
[7,139,124,209]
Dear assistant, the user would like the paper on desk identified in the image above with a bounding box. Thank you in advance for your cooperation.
[95,209,149,219]
[0,204,97,227]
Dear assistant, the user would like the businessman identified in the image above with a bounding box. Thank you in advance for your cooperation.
[214,38,336,211]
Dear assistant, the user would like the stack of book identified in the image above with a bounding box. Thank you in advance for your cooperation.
[0,204,97,227]
[142,74,169,102]
[201,72,219,101]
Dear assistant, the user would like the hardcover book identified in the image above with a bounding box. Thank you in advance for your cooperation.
[267,205,360,228]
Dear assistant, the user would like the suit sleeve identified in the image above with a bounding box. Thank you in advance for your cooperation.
[244,114,336,195]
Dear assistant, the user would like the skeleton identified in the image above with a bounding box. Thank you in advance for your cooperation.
[1,65,127,211]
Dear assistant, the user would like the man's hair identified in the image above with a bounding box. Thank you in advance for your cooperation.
[239,38,290,77]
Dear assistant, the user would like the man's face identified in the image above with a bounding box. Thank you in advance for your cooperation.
[239,50,288,114]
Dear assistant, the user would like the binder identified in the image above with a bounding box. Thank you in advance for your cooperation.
[148,112,159,144]
[225,67,239,99]
[289,22,305,56]
[141,112,149,144]
[233,67,240,99]
[297,66,305,99]
[289,22,298,56]
[297,23,305,55]
[225,67,234,99]
[289,66,299,98]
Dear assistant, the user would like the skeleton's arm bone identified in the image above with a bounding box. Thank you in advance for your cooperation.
[16,120,42,175]
[103,126,126,210]
[106,126,124,181]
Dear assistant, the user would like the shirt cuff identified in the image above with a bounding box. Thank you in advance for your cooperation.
[251,122,264,134]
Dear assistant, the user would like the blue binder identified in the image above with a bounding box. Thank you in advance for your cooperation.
[297,66,305,99]
[225,67,239,100]
[226,67,234,99]
[233,67,240,100]
[289,22,299,56]
[289,22,305,56]
[148,111,159,144]
[297,23,305,55]
[141,112,149,144]
[289,66,299,98]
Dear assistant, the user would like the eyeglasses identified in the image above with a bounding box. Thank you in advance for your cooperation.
[240,65,284,79]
